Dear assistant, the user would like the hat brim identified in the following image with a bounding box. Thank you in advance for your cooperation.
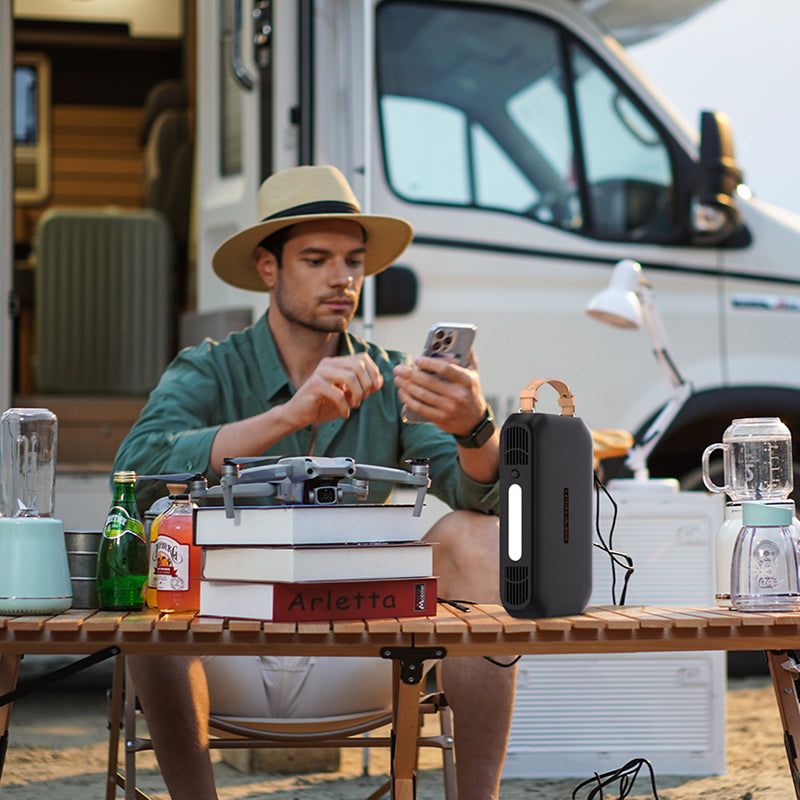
[212,213,414,292]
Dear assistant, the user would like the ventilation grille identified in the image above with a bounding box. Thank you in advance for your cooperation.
[502,425,530,466]
[34,209,173,394]
[503,564,529,607]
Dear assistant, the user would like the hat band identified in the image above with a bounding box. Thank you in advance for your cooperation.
[263,200,360,222]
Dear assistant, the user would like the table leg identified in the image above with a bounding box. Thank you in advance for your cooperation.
[106,655,125,800]
[766,650,800,800]
[0,654,22,780]
[392,665,420,800]
[384,646,447,800]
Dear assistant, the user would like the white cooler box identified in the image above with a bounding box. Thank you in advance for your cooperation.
[503,488,726,779]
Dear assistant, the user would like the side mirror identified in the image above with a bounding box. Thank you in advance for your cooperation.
[355,265,418,317]
[691,110,744,244]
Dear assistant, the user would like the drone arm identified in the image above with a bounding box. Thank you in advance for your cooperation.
[202,482,280,518]
[353,463,430,517]
[353,464,428,488]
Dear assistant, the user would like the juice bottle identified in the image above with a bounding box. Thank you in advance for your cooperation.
[144,496,172,608]
[155,494,199,611]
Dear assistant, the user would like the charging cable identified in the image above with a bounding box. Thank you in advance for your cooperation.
[592,471,634,605]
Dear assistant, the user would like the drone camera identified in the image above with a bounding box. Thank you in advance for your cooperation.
[313,485,338,505]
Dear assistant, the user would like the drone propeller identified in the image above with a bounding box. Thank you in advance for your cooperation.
[223,455,285,468]
[137,472,206,483]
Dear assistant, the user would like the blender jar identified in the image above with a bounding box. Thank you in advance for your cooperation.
[702,417,792,503]
[0,407,58,517]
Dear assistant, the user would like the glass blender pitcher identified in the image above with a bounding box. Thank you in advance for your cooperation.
[702,417,798,607]
[0,408,72,613]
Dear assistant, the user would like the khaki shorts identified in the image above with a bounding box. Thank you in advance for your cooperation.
[201,655,394,718]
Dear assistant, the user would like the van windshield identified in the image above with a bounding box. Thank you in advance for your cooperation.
[376,1,677,243]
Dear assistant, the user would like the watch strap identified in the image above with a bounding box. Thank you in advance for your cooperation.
[455,407,495,449]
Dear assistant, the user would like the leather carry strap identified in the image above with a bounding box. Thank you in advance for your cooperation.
[518,378,576,416]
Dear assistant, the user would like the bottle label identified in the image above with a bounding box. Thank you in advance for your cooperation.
[103,506,145,541]
[147,532,160,592]
[156,535,189,591]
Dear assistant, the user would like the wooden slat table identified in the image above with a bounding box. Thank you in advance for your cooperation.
[4,604,800,799]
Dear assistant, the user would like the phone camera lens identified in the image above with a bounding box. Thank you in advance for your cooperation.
[443,335,453,348]
[431,341,442,352]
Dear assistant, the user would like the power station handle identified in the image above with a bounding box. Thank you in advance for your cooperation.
[518,379,575,416]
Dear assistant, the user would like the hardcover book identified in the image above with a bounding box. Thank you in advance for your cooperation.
[201,541,433,583]
[193,504,421,546]
[199,576,437,621]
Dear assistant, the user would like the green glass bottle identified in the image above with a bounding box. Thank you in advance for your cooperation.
[97,470,148,610]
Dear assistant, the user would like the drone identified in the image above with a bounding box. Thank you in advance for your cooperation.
[139,455,431,519]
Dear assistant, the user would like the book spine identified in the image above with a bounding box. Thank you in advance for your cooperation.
[271,577,437,621]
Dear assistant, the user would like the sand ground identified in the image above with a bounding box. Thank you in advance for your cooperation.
[0,656,794,799]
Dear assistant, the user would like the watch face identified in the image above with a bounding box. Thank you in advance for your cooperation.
[458,409,494,448]
[472,415,495,448]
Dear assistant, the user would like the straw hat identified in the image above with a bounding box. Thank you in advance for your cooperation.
[212,165,414,291]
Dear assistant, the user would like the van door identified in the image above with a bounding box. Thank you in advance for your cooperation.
[1,6,12,410]
[195,0,292,317]
[369,0,725,433]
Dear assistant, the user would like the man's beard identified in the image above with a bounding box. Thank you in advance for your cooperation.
[273,283,357,333]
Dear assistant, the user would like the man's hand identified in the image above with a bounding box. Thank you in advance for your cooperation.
[392,352,486,437]
[209,353,382,474]
[287,353,384,427]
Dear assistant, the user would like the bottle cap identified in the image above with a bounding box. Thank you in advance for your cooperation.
[742,501,792,526]
[113,470,137,483]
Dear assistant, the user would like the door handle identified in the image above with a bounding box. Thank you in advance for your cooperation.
[228,0,255,90]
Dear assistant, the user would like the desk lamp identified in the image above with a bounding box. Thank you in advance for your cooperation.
[0,408,72,613]
[586,259,692,491]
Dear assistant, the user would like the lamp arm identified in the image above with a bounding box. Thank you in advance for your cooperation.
[639,285,685,390]
[625,381,693,480]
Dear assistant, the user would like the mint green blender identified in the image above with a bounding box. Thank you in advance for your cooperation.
[0,408,72,613]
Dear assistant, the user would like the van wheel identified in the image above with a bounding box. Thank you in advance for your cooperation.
[678,462,723,494]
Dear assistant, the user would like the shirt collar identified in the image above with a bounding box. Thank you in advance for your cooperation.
[256,314,358,401]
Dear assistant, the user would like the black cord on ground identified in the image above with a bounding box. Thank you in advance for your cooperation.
[571,757,660,799]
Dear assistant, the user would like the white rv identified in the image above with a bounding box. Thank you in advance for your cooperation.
[4,0,800,517]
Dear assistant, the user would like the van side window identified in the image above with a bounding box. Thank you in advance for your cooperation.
[382,96,540,212]
[376,1,677,243]
[570,44,674,240]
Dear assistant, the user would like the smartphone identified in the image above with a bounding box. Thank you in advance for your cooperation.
[401,322,477,423]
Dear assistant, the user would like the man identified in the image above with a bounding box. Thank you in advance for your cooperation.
[115,165,514,800]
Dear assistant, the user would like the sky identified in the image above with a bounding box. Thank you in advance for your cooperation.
[628,0,800,215]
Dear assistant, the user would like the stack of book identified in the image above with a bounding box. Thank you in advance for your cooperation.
[195,504,436,621]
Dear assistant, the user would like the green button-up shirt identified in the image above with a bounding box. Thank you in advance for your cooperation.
[114,314,499,514]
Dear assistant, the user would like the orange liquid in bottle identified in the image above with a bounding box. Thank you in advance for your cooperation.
[155,496,200,612]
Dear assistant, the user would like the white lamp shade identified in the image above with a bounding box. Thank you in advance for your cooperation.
[585,259,643,329]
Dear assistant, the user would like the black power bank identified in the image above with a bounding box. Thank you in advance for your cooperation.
[499,407,594,618]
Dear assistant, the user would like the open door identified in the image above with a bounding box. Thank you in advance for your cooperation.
[195,0,291,320]
[1,6,12,411]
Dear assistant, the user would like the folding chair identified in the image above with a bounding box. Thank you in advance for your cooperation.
[106,654,456,800]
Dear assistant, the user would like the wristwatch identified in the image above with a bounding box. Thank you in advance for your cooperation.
[455,407,495,449]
